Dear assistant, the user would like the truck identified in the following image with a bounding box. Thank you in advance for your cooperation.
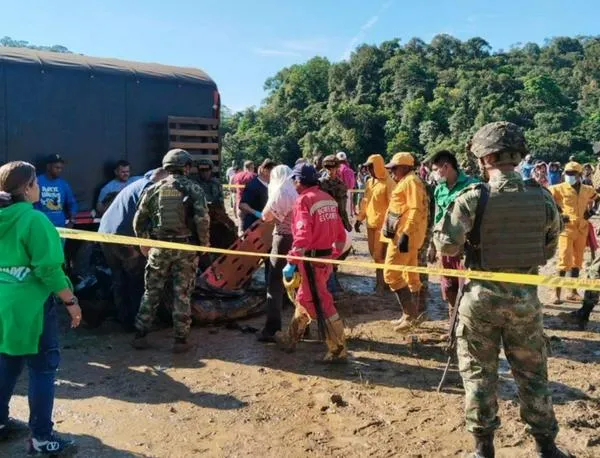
[0,47,221,218]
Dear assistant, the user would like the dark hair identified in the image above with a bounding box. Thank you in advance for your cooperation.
[430,150,459,172]
[0,161,36,208]
[115,160,130,169]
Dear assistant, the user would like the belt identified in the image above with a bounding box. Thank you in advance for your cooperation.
[306,248,332,258]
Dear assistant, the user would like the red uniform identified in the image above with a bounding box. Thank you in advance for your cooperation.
[288,185,346,319]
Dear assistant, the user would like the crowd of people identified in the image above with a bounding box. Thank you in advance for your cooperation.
[2,120,600,456]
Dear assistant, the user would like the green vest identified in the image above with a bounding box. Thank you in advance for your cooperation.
[152,175,192,239]
[479,180,547,270]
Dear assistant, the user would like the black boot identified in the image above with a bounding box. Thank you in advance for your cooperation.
[534,436,572,458]
[471,433,495,458]
[131,330,150,350]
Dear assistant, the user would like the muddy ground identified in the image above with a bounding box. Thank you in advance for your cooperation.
[2,230,599,457]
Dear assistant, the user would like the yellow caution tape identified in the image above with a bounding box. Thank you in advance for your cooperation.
[57,228,600,291]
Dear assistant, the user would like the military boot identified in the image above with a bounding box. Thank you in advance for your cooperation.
[131,331,150,350]
[553,271,566,305]
[534,436,572,458]
[322,318,348,363]
[470,433,495,458]
[275,311,310,353]
[394,290,426,333]
[565,268,582,302]
[390,287,411,325]
[173,338,193,353]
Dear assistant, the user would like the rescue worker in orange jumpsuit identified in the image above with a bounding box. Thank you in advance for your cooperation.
[382,152,429,332]
[550,161,598,304]
[355,154,395,294]
[276,163,348,362]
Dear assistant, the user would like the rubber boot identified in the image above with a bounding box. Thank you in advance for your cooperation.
[534,436,572,458]
[565,268,582,302]
[131,330,150,350]
[470,433,495,458]
[553,271,565,305]
[390,287,411,325]
[275,309,310,353]
[374,269,387,295]
[394,290,425,333]
[322,318,348,363]
[173,337,193,353]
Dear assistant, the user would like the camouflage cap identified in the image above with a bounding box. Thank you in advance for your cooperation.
[162,148,193,169]
[470,121,528,158]
[322,155,339,167]
[196,158,214,170]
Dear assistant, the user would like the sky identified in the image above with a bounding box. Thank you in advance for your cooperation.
[1,0,598,112]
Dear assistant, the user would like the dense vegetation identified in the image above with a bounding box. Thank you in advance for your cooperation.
[222,35,600,168]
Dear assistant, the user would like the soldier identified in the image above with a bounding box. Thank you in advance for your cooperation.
[433,122,570,458]
[382,152,429,332]
[131,149,210,353]
[194,158,236,250]
[319,155,352,232]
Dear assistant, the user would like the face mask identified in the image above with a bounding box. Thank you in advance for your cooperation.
[565,175,578,186]
[430,171,440,182]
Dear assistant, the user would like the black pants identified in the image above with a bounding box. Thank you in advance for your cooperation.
[262,233,293,335]
[101,243,146,330]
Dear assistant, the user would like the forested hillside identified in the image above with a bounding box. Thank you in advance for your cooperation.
[222,35,600,167]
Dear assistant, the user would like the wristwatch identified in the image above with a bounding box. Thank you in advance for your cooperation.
[64,297,79,307]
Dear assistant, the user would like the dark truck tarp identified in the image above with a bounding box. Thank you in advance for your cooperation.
[0,47,218,211]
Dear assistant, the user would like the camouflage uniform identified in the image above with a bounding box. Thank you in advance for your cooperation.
[194,159,224,206]
[319,156,352,232]
[433,122,567,457]
[133,149,210,342]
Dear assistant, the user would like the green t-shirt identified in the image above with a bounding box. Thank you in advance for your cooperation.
[433,171,477,225]
[0,202,69,355]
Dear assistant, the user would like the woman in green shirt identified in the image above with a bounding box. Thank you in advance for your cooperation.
[0,161,82,455]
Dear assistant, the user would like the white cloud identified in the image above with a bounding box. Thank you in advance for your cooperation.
[253,47,301,57]
[281,38,330,53]
[340,1,394,60]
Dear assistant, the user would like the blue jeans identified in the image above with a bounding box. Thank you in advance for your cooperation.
[0,297,60,440]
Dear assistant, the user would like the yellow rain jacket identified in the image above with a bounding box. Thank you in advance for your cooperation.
[357,155,395,229]
[550,182,597,270]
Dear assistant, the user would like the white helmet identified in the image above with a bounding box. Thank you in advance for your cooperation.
[336,151,347,161]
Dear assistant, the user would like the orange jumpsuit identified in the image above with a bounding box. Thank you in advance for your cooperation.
[550,182,597,271]
[356,155,395,264]
[383,171,429,292]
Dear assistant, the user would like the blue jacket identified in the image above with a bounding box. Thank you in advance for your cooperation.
[35,175,78,227]
[99,171,153,236]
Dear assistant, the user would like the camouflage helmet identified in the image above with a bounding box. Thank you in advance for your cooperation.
[196,158,214,170]
[162,148,193,169]
[470,121,528,159]
[322,154,339,168]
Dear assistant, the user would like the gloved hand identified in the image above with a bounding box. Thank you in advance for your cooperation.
[253,210,263,219]
[397,233,409,253]
[282,263,297,280]
[561,214,570,224]
[354,220,362,233]
[343,220,353,233]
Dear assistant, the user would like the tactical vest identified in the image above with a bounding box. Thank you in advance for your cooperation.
[478,180,547,270]
[153,175,192,239]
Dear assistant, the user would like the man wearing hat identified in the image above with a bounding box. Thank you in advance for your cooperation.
[194,158,236,249]
[434,121,570,458]
[276,163,347,362]
[355,154,395,294]
[382,152,429,332]
[131,149,210,353]
[320,155,352,232]
[35,154,78,228]
[550,161,598,304]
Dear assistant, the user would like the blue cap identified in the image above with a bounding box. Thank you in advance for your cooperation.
[292,163,319,186]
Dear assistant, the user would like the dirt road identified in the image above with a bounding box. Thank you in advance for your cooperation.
[2,234,599,457]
